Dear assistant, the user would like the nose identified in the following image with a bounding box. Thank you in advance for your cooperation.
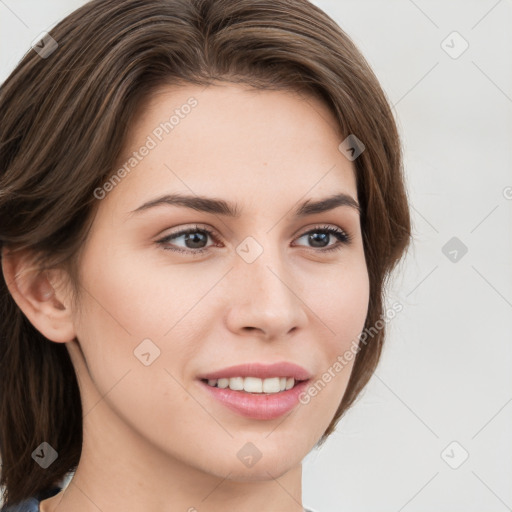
[224,243,308,340]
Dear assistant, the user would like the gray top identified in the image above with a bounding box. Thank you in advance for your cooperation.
[0,486,61,512]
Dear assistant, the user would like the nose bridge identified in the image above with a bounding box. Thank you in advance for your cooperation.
[236,234,292,301]
[225,233,307,337]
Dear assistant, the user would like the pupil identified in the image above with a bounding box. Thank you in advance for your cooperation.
[310,232,329,248]
[186,232,207,249]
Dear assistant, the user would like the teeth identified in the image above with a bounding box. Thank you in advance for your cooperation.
[244,377,263,393]
[205,376,297,394]
[262,377,281,393]
[230,377,244,391]
[217,378,229,388]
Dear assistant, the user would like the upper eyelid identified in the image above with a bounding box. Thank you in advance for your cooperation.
[157,224,220,241]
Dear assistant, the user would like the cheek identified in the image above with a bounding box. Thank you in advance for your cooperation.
[338,272,370,345]
[72,244,218,390]
[70,252,205,432]
[309,258,370,352]
[296,265,369,441]
[78,243,207,340]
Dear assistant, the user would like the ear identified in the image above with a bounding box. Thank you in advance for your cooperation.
[1,246,77,343]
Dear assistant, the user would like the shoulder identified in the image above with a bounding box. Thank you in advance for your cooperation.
[0,486,62,512]
[0,497,39,512]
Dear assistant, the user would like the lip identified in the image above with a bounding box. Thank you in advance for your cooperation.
[196,361,312,381]
[198,378,311,420]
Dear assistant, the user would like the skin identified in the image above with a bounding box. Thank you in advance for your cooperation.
[2,83,369,512]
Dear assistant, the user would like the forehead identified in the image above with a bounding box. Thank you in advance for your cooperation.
[101,82,357,217]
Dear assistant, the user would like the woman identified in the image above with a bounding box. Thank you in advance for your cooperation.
[0,0,411,510]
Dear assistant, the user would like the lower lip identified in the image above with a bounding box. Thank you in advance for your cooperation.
[198,379,310,420]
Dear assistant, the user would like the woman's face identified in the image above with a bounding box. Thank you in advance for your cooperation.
[67,82,369,480]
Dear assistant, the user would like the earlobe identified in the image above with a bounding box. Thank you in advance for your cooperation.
[1,246,76,343]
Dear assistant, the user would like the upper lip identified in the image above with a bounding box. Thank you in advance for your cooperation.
[197,361,312,381]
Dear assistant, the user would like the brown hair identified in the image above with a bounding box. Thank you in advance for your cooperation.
[0,0,410,506]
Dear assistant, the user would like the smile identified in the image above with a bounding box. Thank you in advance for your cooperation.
[203,376,297,394]
[198,378,310,420]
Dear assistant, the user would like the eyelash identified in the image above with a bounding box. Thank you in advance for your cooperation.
[156,224,352,256]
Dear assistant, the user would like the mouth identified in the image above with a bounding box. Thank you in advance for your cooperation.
[200,376,307,394]
[196,361,312,420]
[197,375,311,420]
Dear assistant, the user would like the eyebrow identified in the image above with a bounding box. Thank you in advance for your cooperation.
[128,192,360,218]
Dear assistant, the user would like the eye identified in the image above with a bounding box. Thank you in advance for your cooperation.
[156,224,219,255]
[293,225,351,252]
[156,223,351,255]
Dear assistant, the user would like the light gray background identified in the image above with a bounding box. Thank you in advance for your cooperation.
[1,1,511,511]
